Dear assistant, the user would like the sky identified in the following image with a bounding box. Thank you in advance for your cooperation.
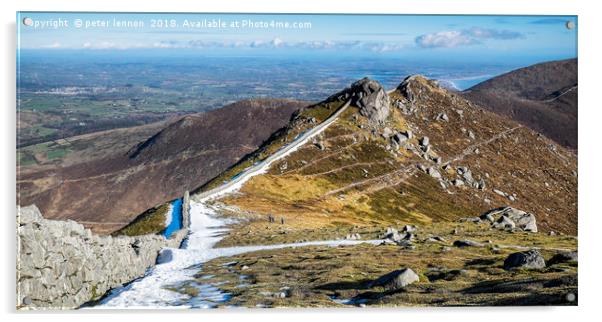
[17,13,577,63]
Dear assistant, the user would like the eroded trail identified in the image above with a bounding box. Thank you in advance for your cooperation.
[97,202,381,308]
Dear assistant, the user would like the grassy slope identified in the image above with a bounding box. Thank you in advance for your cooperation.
[171,220,577,307]
[112,203,169,236]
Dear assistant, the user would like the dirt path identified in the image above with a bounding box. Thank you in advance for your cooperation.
[281,137,363,175]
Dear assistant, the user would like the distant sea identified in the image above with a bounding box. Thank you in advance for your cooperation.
[18,50,531,108]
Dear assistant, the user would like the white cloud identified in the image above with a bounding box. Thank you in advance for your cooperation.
[32,37,412,53]
[271,37,284,47]
[415,31,476,48]
[40,42,62,48]
[415,27,524,48]
[81,41,148,50]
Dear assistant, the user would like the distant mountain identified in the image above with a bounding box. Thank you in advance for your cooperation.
[196,76,577,235]
[17,99,307,234]
[462,58,577,149]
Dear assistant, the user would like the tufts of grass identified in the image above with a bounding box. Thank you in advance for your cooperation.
[194,221,577,307]
[112,203,170,236]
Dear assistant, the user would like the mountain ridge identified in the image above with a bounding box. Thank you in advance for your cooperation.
[462,58,577,149]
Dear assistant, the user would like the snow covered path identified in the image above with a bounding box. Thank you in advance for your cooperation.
[96,201,383,308]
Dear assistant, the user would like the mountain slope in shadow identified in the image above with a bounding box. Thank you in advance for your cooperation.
[462,58,577,149]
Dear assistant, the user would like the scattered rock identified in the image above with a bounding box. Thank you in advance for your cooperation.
[436,112,449,122]
[493,189,507,197]
[452,179,465,187]
[402,225,417,233]
[453,240,484,248]
[426,167,442,179]
[392,132,409,145]
[419,136,430,147]
[426,236,447,243]
[344,233,362,240]
[482,207,538,232]
[384,231,404,243]
[381,127,393,138]
[548,251,578,265]
[279,161,288,172]
[503,250,546,270]
[370,268,419,291]
[476,179,486,190]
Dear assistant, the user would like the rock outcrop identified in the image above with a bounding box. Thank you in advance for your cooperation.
[17,205,188,310]
[329,78,390,126]
[396,74,444,103]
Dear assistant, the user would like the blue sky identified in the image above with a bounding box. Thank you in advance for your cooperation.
[17,13,577,63]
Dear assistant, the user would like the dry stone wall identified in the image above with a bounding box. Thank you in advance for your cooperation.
[17,204,189,310]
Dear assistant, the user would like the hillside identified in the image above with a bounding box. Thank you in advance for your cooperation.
[201,75,577,247]
[159,75,579,307]
[462,59,577,149]
[17,99,308,234]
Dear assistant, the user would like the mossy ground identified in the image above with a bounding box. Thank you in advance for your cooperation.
[112,203,170,236]
[171,220,577,308]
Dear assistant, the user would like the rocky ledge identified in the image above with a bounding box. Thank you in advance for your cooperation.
[16,204,189,310]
